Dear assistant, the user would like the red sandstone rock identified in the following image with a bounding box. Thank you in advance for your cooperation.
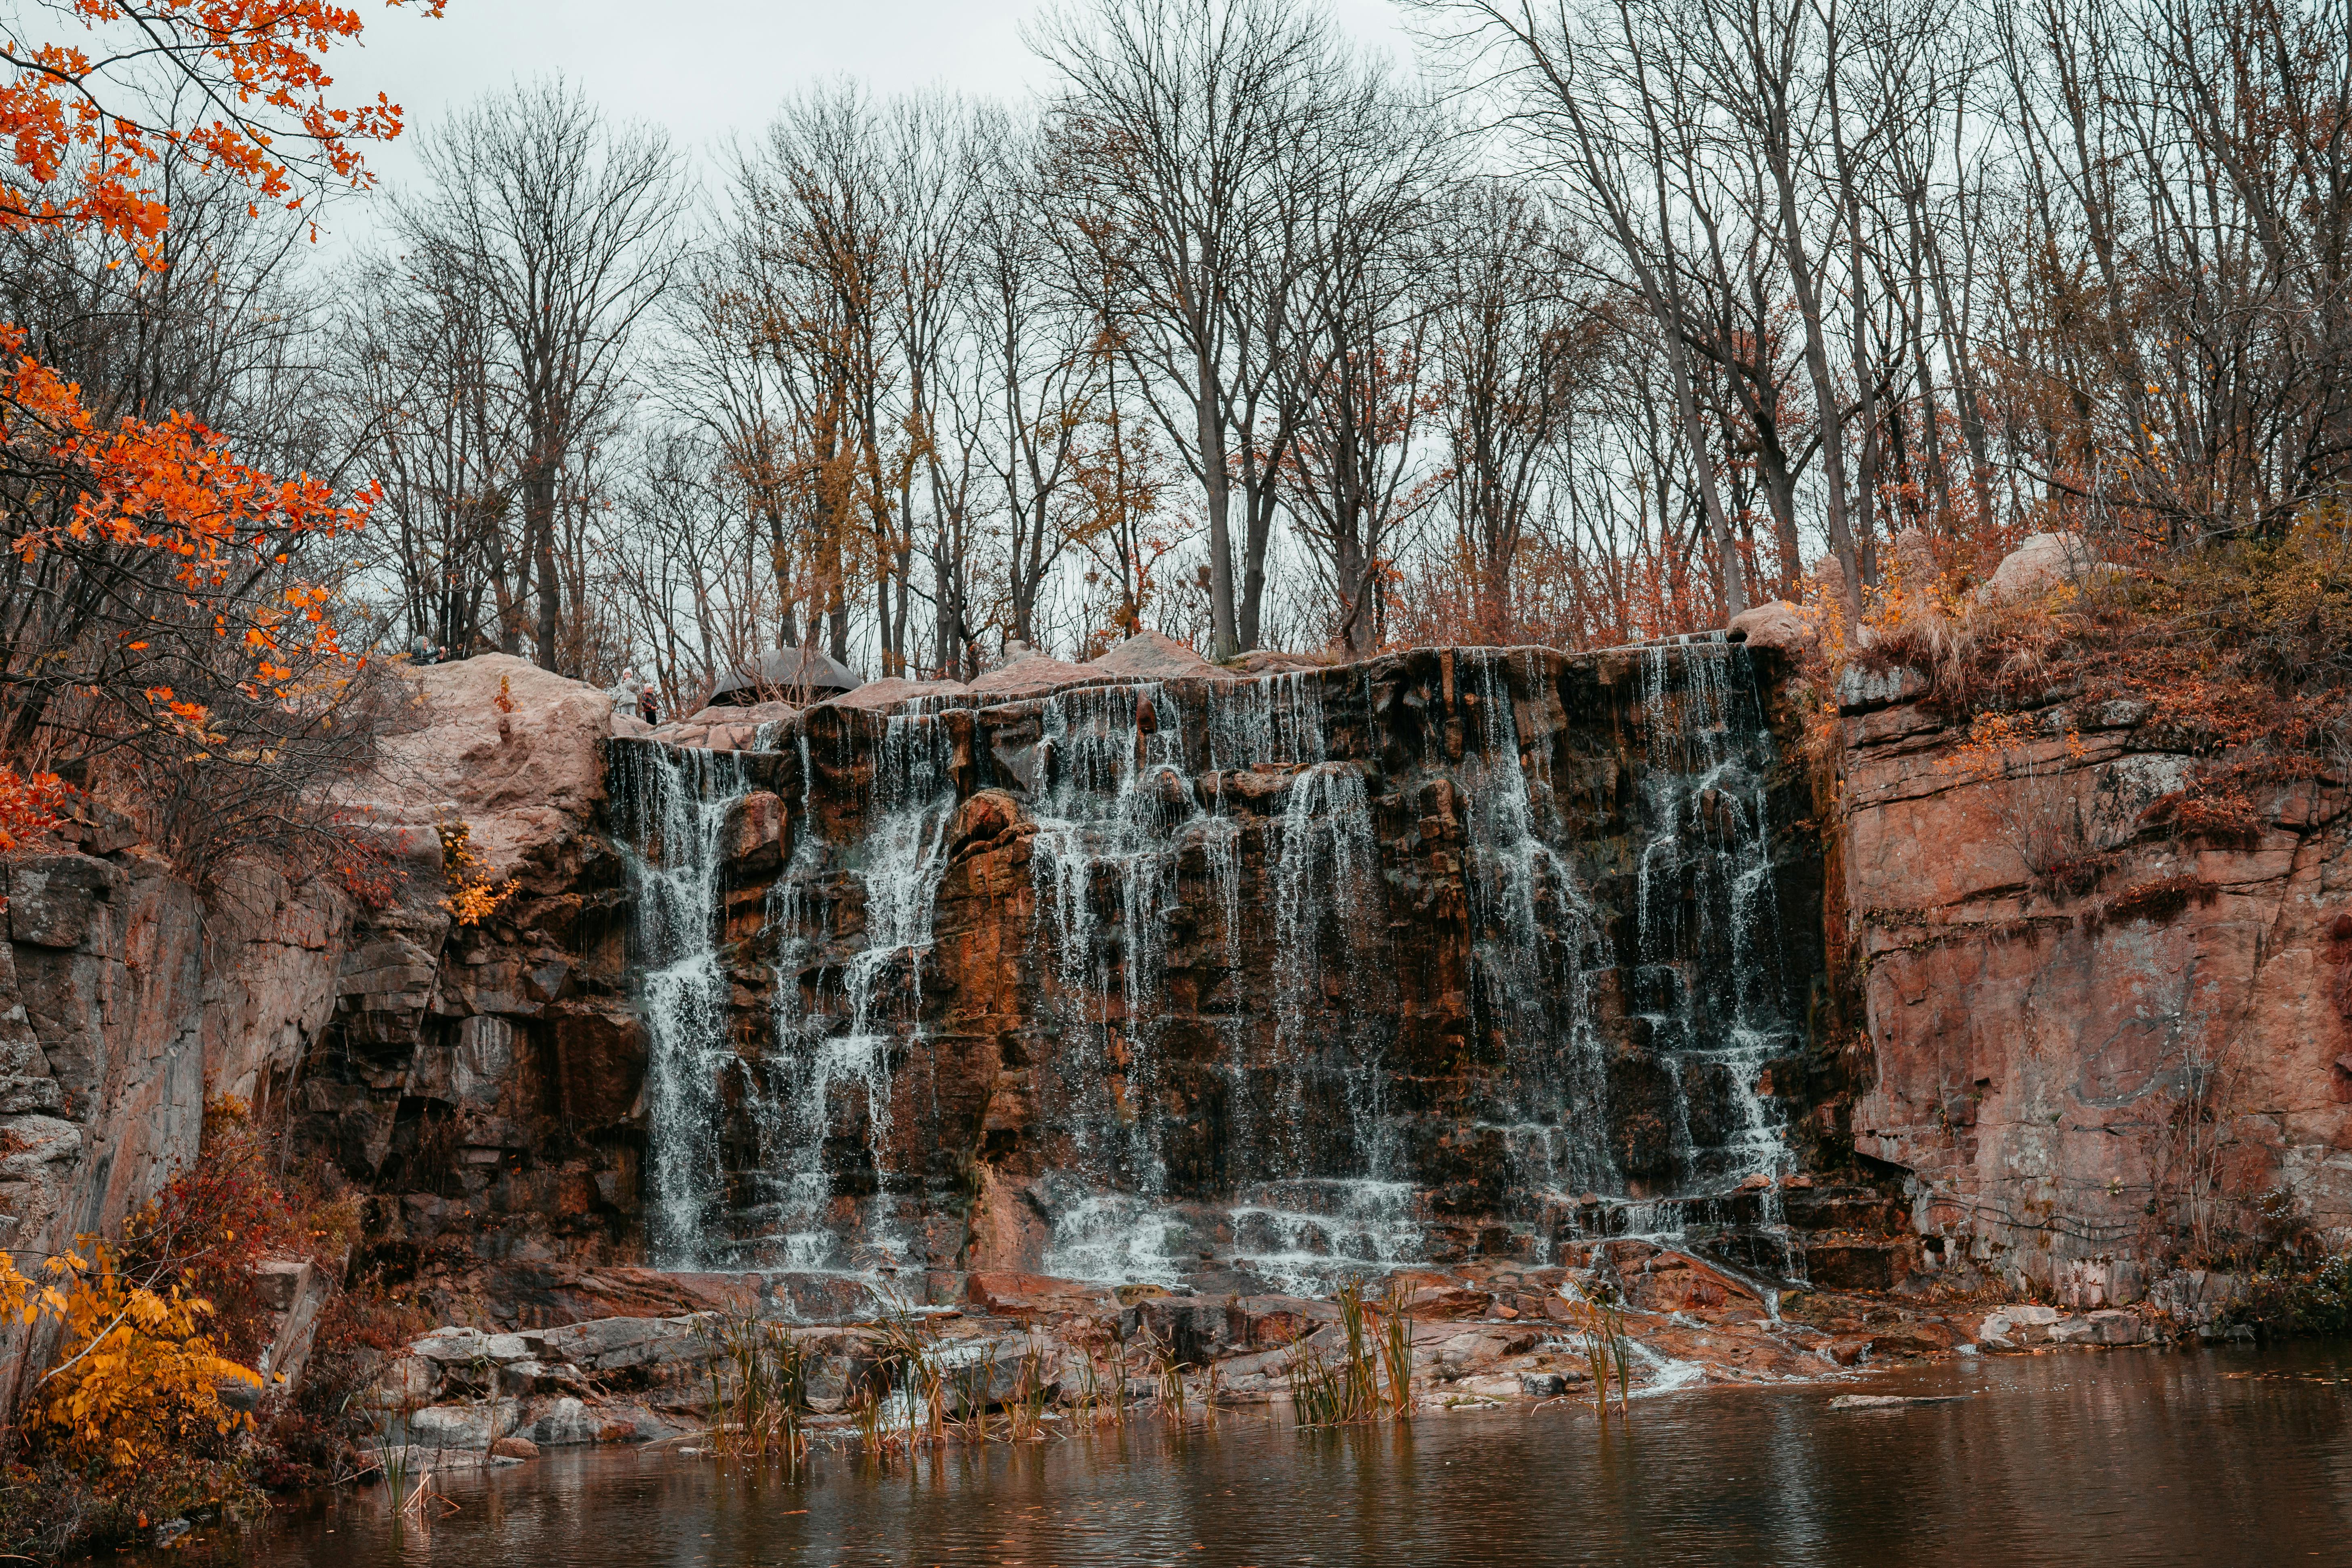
[1612,1249,1760,1317]
[963,1271,1109,1318]
[1401,1286,1495,1321]
[724,792,785,873]
[1844,677,2350,1293]
[364,652,616,876]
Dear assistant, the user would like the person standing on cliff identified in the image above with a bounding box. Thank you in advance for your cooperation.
[639,683,660,726]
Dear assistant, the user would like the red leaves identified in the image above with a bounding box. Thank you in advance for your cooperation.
[0,767,67,853]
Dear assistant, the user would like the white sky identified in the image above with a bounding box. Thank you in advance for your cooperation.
[319,0,1422,246]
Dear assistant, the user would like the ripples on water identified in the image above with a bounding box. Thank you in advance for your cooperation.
[146,1346,2351,1567]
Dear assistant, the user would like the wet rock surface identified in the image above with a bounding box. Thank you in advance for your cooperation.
[603,642,1833,1289]
[361,1237,2191,1460]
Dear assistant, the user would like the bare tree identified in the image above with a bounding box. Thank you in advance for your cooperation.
[395,80,685,671]
[1038,0,1346,657]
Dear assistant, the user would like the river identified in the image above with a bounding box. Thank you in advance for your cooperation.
[143,1343,2351,1566]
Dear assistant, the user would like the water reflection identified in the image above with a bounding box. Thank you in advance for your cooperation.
[146,1345,2352,1566]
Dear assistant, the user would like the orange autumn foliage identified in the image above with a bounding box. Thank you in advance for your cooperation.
[0,765,65,852]
[0,0,446,248]
[0,0,443,855]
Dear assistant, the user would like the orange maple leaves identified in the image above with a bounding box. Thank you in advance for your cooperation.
[0,0,436,831]
[4,324,370,568]
[1,0,446,249]
[0,765,66,853]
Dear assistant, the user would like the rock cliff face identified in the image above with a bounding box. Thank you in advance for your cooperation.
[0,653,643,1411]
[1837,670,2352,1300]
[15,626,2348,1367]
[603,643,1828,1293]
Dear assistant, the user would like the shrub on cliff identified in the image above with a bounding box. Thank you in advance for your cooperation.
[1855,512,2352,773]
[2235,1254,2352,1339]
[123,1097,359,1366]
[256,1278,434,1490]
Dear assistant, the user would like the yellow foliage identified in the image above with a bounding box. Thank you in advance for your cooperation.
[24,1246,260,1476]
[436,818,513,926]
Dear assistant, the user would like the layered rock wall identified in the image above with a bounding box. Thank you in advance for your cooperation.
[608,644,1829,1291]
[1837,673,2352,1299]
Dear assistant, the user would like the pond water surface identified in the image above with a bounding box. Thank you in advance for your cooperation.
[143,1343,2352,1566]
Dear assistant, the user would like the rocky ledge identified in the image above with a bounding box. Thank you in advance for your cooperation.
[364,1242,2213,1463]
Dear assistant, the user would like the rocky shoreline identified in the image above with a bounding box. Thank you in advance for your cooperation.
[361,1242,2235,1472]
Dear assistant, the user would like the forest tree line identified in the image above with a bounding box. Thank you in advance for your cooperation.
[8,0,2348,718]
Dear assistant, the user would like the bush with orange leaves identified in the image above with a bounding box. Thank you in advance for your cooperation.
[1856,509,2352,788]
[436,819,513,927]
[0,1240,264,1557]
[1,0,442,891]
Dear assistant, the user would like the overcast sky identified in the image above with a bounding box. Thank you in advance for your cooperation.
[323,0,1421,244]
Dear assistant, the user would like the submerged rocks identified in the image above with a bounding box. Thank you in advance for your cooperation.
[1975,1305,2146,1350]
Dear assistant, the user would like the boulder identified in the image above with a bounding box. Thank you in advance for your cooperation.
[1977,1304,2062,1348]
[373,1355,440,1407]
[1399,1285,1494,1321]
[522,1395,603,1446]
[940,1337,1057,1415]
[407,1399,521,1450]
[1727,600,1819,656]
[1223,649,1333,675]
[1614,1251,1759,1318]
[963,1272,1112,1319]
[1087,630,1218,681]
[685,700,801,729]
[1976,530,2110,605]
[536,1316,706,1373]
[410,1327,498,1364]
[361,652,616,876]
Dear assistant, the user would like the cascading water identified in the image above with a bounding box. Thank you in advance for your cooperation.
[1631,642,1793,1185]
[616,642,1818,1291]
[1459,651,1618,1213]
[754,703,959,1269]
[608,741,753,1269]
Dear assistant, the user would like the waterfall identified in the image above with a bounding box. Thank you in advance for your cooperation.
[755,702,958,1270]
[1459,650,1617,1211]
[616,643,1816,1291]
[1269,760,1386,1175]
[1028,682,1196,1194]
[608,742,753,1268]
[1632,642,1792,1190]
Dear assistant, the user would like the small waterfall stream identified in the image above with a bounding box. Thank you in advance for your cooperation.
[608,743,753,1267]
[609,642,1815,1288]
